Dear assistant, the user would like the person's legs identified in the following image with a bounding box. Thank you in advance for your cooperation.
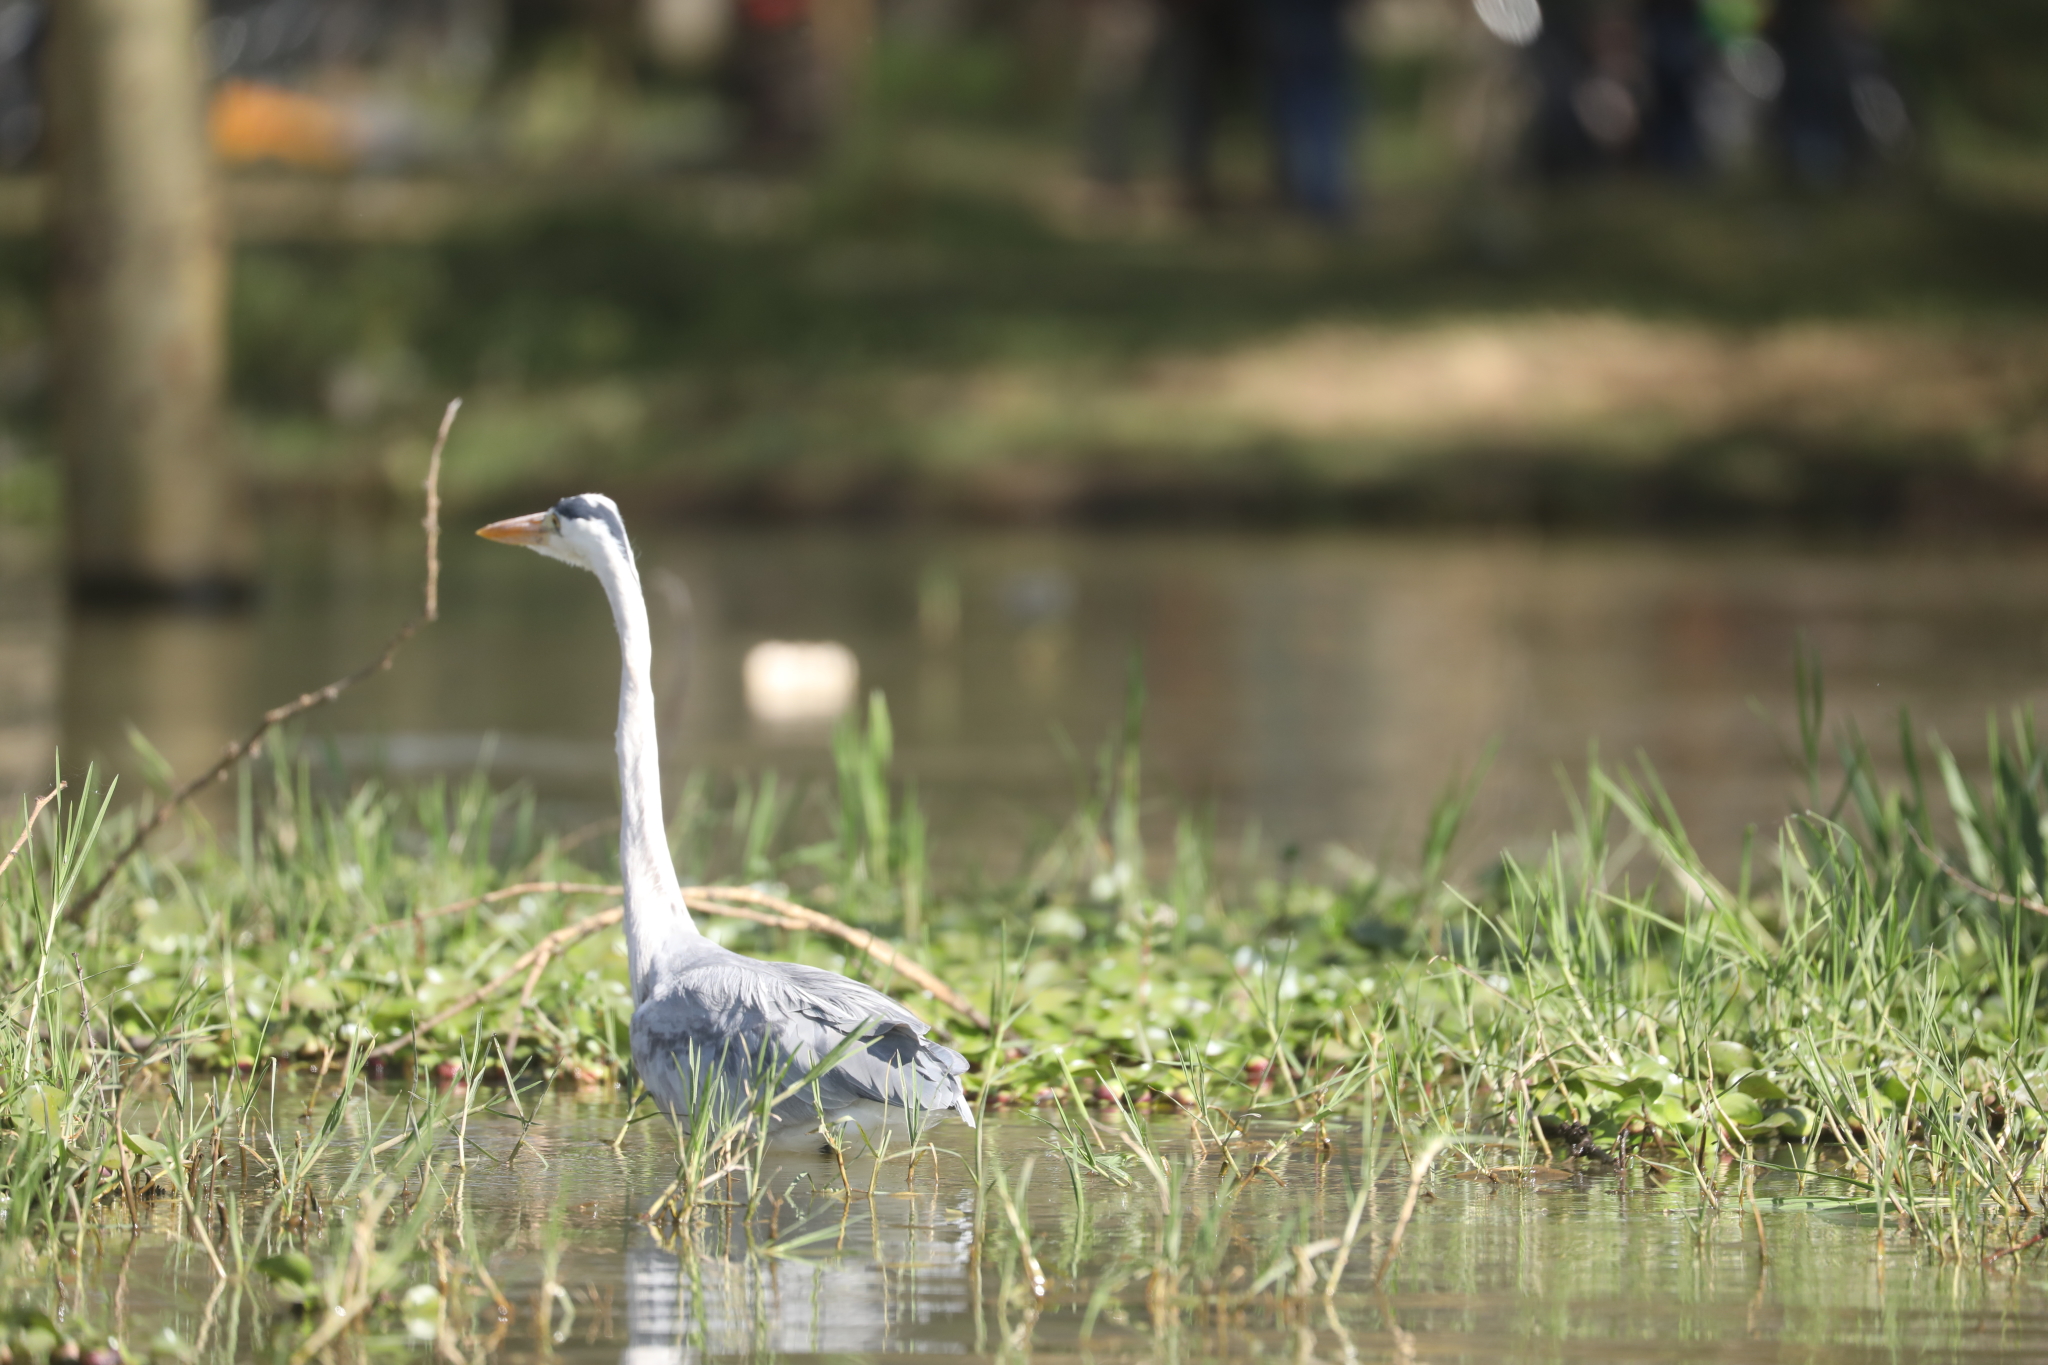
[1079,0,1162,190]
[1160,4,1201,206]
[1641,1,1708,174]
[1264,0,1351,220]
[1165,0,1231,212]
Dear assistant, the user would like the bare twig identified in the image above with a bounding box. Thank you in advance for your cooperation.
[339,880,617,965]
[1984,1218,2048,1266]
[383,879,989,1028]
[1373,1135,1448,1288]
[367,908,623,1058]
[67,400,461,923]
[423,401,451,621]
[684,885,994,1030]
[363,880,992,1058]
[0,780,64,883]
[1906,825,2048,918]
[410,880,619,929]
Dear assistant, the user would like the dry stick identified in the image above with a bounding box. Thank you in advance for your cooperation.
[0,780,65,882]
[495,902,639,1064]
[1984,1219,2048,1266]
[365,889,990,1058]
[1905,826,2048,919]
[403,898,975,1057]
[685,885,993,1030]
[401,880,619,933]
[1372,1135,1449,1288]
[68,399,463,924]
[497,945,557,1066]
[367,909,623,1059]
[378,881,992,1030]
[338,879,619,964]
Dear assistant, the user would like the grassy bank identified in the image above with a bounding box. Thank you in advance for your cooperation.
[7,672,2048,1356]
[225,170,2048,528]
[11,665,2048,1217]
[2,130,2047,531]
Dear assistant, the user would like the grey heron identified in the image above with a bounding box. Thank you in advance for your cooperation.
[478,494,973,1147]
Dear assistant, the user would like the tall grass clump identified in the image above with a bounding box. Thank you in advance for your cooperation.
[6,658,2048,1362]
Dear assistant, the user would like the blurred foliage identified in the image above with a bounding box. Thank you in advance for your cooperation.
[1889,0,2048,140]
[0,2,2038,524]
[223,187,2048,410]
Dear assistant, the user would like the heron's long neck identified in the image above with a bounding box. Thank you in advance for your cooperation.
[590,545,698,998]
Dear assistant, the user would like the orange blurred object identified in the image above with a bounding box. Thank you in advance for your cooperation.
[208,79,353,169]
[743,0,807,29]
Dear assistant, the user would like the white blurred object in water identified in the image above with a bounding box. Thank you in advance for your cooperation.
[744,641,858,724]
[1473,0,1540,47]
[645,0,730,66]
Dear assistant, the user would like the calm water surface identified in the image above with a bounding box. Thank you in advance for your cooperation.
[70,1094,2048,1364]
[16,519,2048,1357]
[8,520,2048,872]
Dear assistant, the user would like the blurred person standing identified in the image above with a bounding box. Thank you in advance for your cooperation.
[1522,0,1606,178]
[1639,0,1709,174]
[728,0,823,162]
[1767,0,1853,184]
[1524,0,1655,178]
[1159,0,1254,215]
[1077,0,1163,198]
[1259,0,1360,222]
[1766,0,1907,185]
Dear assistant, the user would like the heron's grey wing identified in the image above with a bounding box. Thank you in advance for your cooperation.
[753,961,974,1121]
[636,950,969,1122]
[630,984,780,1120]
[762,963,971,1120]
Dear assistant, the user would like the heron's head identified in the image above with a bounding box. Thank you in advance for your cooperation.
[476,493,630,572]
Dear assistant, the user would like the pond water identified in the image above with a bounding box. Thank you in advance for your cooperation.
[9,519,2048,874]
[66,1092,2048,1364]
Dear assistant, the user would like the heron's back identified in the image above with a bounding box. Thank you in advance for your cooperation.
[630,940,972,1144]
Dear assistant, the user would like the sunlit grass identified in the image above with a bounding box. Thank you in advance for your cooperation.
[9,669,2048,1356]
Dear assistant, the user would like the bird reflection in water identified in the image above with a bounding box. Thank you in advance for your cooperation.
[620,1150,974,1363]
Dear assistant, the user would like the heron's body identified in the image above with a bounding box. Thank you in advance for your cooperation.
[633,937,972,1144]
[480,494,971,1148]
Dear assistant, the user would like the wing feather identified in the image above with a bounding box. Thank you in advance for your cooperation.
[632,943,970,1129]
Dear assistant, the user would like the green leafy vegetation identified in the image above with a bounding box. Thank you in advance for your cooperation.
[10,672,2048,1182]
[8,671,2048,1355]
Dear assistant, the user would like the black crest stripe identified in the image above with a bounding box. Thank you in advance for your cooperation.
[553,494,630,548]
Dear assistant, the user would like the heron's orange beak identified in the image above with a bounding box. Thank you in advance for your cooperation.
[477,512,549,546]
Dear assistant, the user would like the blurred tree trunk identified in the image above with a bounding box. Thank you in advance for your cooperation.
[48,0,250,604]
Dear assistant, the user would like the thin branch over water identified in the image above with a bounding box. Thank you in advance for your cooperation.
[68,399,462,924]
[363,878,991,1058]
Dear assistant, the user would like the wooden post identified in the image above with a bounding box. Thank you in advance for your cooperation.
[48,0,250,604]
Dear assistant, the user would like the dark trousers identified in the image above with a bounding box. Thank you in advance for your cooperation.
[1261,0,1353,220]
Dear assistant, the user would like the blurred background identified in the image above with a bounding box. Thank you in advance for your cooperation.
[2,0,2046,878]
